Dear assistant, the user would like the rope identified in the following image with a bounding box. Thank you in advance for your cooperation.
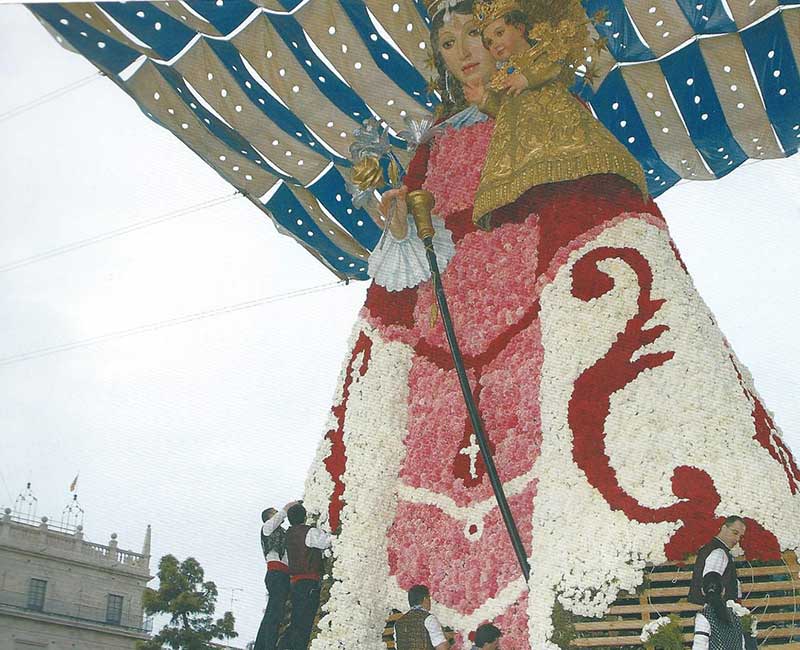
[646,563,666,620]
[0,72,102,124]
[0,193,240,273]
[741,557,755,601]
[757,593,776,647]
[0,281,346,367]
[759,553,798,646]
[755,552,798,647]
[0,468,15,504]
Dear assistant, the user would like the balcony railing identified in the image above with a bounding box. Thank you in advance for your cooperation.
[0,510,150,575]
[4,511,76,535]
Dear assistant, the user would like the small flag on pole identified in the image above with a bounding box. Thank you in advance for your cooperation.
[69,474,79,492]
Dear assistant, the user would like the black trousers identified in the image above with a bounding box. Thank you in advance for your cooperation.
[278,579,321,650]
[254,570,290,650]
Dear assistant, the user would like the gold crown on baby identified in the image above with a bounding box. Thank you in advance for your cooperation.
[472,0,524,29]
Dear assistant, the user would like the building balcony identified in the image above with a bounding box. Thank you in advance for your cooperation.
[0,588,153,637]
[0,509,151,577]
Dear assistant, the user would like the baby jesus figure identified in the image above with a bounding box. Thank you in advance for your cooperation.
[464,0,648,229]
[468,5,543,101]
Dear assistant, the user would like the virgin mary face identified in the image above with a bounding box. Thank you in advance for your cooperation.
[435,12,496,88]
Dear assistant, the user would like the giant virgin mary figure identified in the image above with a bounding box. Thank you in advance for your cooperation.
[302,1,800,647]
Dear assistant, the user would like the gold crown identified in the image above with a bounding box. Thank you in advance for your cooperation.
[473,0,523,29]
[424,0,447,14]
[424,0,449,17]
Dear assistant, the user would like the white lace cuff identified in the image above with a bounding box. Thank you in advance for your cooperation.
[367,214,456,292]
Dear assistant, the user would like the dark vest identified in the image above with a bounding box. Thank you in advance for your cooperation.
[394,608,435,650]
[689,538,738,604]
[286,524,323,578]
[260,522,286,562]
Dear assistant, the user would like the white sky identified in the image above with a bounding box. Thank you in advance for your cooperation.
[1,4,799,645]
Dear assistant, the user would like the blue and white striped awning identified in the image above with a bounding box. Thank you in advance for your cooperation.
[30,0,800,280]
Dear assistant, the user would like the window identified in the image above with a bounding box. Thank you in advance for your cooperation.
[27,579,47,611]
[106,594,124,625]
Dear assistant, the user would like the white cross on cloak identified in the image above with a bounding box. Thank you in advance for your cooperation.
[459,433,482,480]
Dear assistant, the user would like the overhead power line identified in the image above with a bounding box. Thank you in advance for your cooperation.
[0,468,15,504]
[0,193,240,274]
[0,281,346,368]
[0,72,103,124]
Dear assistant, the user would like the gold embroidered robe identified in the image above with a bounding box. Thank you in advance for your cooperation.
[473,38,648,229]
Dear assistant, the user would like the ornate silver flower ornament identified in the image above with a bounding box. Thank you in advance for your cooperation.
[396,115,442,151]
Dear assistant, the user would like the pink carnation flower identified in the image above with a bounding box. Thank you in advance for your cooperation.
[387,481,536,615]
[413,216,540,358]
[424,121,494,218]
[401,322,543,505]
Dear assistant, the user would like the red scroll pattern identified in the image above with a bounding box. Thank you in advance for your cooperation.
[729,353,800,496]
[568,246,722,559]
[322,331,373,532]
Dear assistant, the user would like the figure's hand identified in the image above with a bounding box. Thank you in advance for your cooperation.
[378,185,409,240]
[463,82,487,106]
[502,72,529,96]
[379,186,408,218]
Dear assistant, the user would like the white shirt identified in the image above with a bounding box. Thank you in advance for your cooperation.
[703,542,742,598]
[305,526,332,550]
[261,509,288,565]
[392,606,446,648]
[691,612,745,650]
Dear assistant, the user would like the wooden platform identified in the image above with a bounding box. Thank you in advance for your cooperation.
[382,552,799,648]
[382,610,400,649]
[572,551,800,648]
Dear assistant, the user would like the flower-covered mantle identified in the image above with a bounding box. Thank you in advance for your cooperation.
[302,119,800,649]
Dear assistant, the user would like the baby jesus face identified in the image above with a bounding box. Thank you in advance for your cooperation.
[481,16,529,62]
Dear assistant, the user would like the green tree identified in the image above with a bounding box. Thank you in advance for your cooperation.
[137,555,237,650]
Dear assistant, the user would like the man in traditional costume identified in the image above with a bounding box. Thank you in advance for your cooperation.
[280,503,331,650]
[689,516,746,605]
[470,623,502,649]
[254,505,291,650]
[393,585,449,650]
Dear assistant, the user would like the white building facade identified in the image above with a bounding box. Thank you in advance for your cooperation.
[0,508,152,650]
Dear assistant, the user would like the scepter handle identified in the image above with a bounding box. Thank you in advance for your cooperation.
[406,189,436,240]
[405,188,531,584]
